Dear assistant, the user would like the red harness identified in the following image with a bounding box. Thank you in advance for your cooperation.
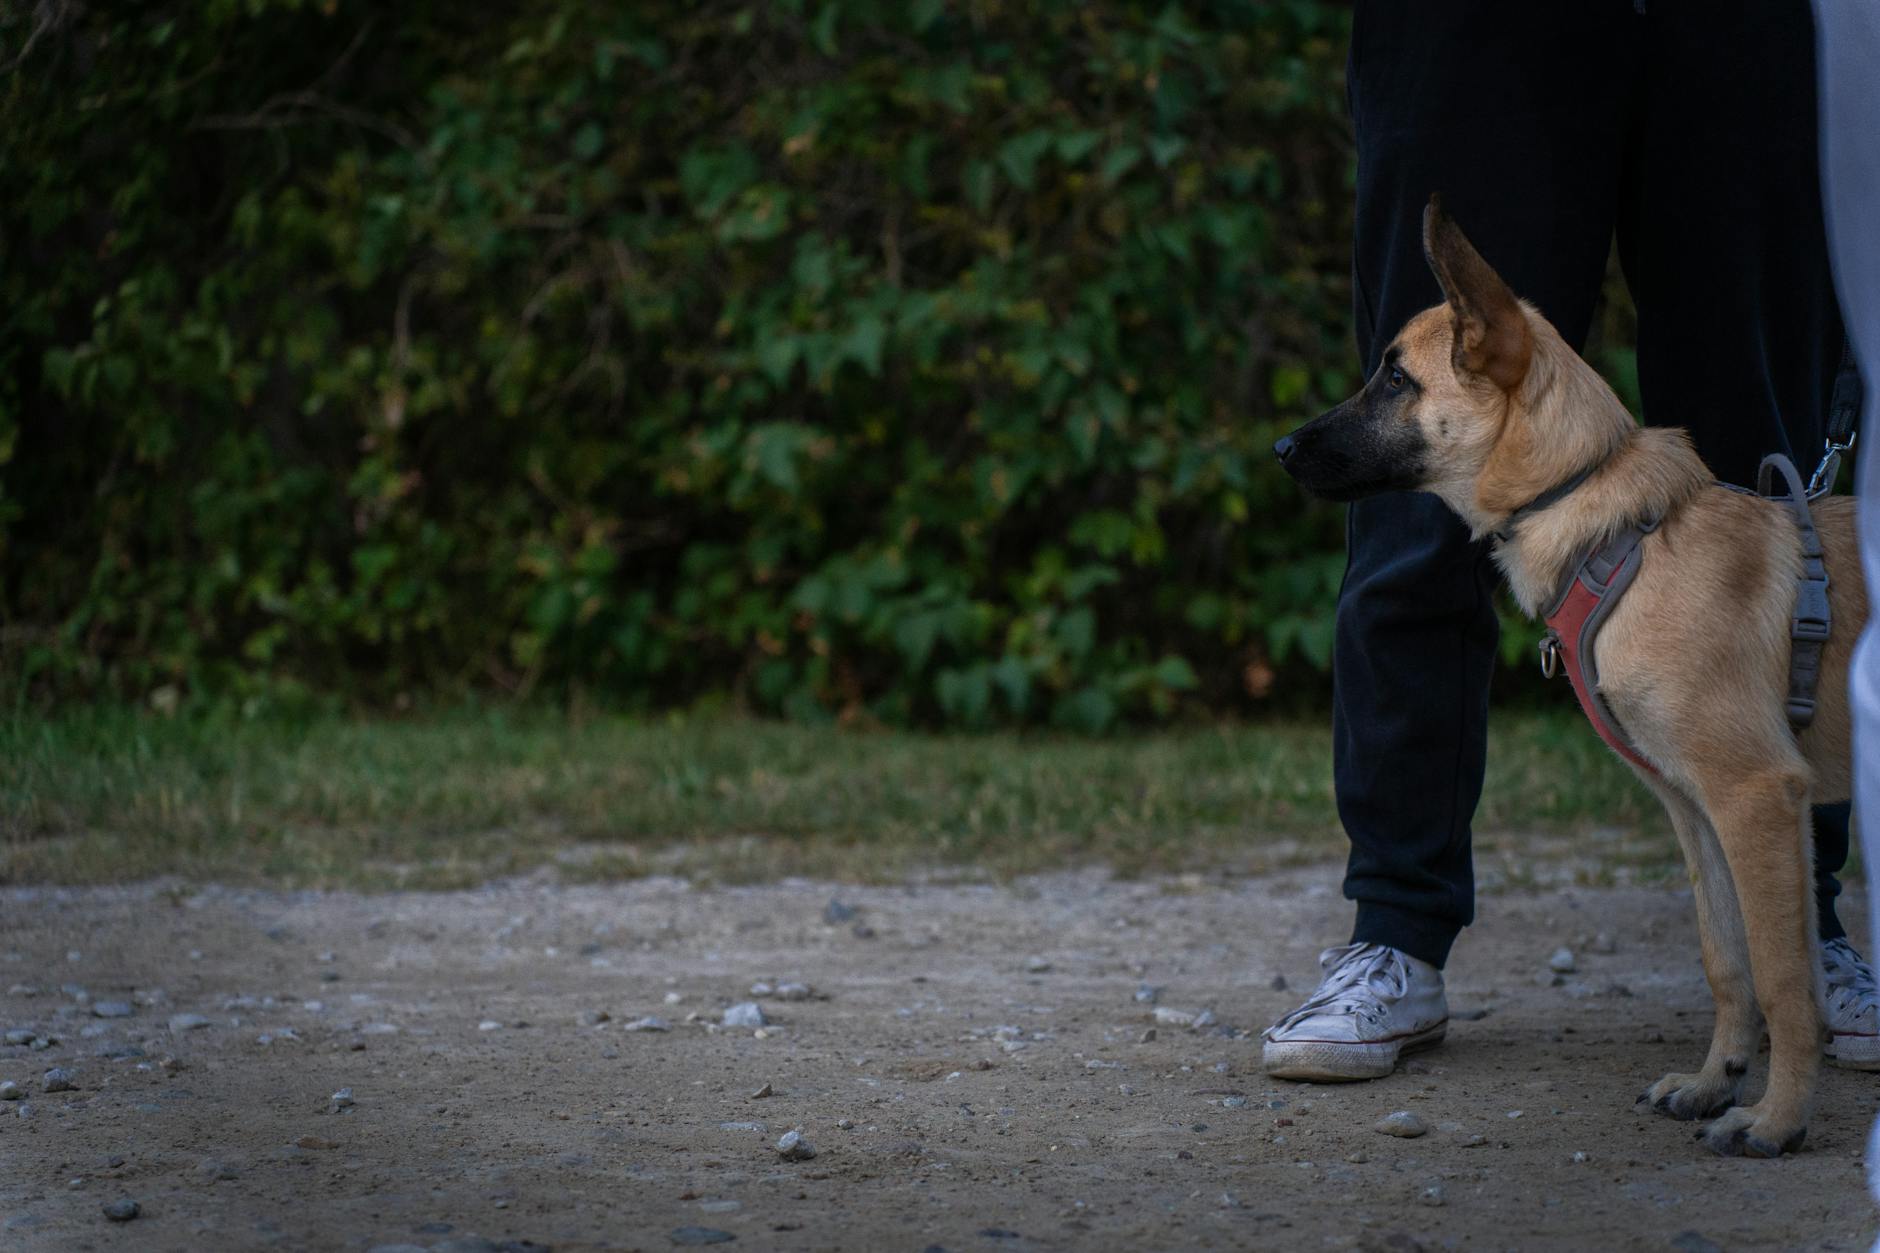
[1538,522,1658,776]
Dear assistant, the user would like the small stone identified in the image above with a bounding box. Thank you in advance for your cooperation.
[1134,983,1161,1004]
[1589,932,1618,954]
[1418,1184,1445,1208]
[102,1198,139,1222]
[168,1013,214,1033]
[776,1129,816,1161]
[722,1002,766,1029]
[1269,974,1288,991]
[197,1158,239,1181]
[329,1087,355,1111]
[749,982,773,997]
[775,982,812,1002]
[1024,956,1052,973]
[1374,1111,1428,1138]
[836,1118,854,1129]
[578,1009,610,1027]
[1191,1009,1218,1029]
[1138,1028,1157,1043]
[1223,1096,1248,1109]
[1548,947,1577,974]
[0,1082,20,1100]
[1506,1109,1524,1119]
[669,1229,737,1247]
[1460,1133,1488,1148]
[1572,1151,1591,1163]
[1152,1007,1196,1027]
[91,1002,134,1019]
[823,899,858,925]
[621,1016,671,1033]
[718,1121,767,1133]
[750,1083,773,1099]
[4,1028,34,1045]
[42,1067,77,1093]
[1642,1030,1666,1044]
[1346,1150,1368,1164]
[478,1020,503,1031]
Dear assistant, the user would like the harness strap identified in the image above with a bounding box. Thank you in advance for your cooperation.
[1810,342,1861,497]
[1540,520,1659,776]
[1756,452,1832,728]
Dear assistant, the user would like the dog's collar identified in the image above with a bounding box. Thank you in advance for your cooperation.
[1492,461,1605,543]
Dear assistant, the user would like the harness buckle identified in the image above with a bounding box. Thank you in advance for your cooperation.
[1538,632,1562,680]
[1793,616,1831,643]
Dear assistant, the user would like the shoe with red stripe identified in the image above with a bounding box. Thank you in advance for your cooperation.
[1262,942,1449,1082]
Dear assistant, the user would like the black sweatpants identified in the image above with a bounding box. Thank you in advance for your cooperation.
[1335,0,1851,968]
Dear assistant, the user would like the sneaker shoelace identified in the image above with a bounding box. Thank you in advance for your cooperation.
[1265,942,1412,1037]
[1823,938,1878,1021]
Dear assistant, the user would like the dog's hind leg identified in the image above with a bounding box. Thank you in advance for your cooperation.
[1640,782,1760,1122]
[1686,762,1823,1158]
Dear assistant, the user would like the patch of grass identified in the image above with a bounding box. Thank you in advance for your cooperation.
[0,705,1669,888]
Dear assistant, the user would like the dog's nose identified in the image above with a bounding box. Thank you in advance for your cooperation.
[1273,434,1296,464]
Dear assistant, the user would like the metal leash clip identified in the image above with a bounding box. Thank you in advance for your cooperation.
[1807,429,1857,499]
[1538,631,1562,680]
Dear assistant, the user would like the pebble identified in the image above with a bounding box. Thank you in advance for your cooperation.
[1151,1007,1196,1027]
[1346,1150,1368,1164]
[1374,1111,1428,1138]
[167,1013,214,1034]
[775,982,813,1002]
[823,899,858,924]
[91,1002,134,1019]
[478,1021,503,1032]
[1572,1150,1591,1163]
[1460,1133,1488,1148]
[776,1129,816,1161]
[330,1087,355,1111]
[670,1229,737,1247]
[1191,1009,1218,1029]
[718,1121,767,1133]
[42,1067,77,1093]
[836,1118,855,1129]
[620,1017,671,1033]
[578,1009,610,1027]
[1222,1096,1248,1109]
[1548,947,1577,974]
[1134,984,1161,1004]
[1589,932,1618,954]
[750,1083,773,1099]
[0,1082,20,1100]
[1418,1184,1446,1208]
[1269,974,1288,991]
[1024,956,1052,973]
[723,1003,766,1029]
[1138,1028,1157,1043]
[102,1198,140,1222]
[197,1159,239,1181]
[4,1029,34,1045]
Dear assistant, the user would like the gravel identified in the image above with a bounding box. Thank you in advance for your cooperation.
[722,1002,766,1028]
[776,1129,816,1161]
[1374,1111,1429,1138]
[42,1067,78,1093]
[102,1198,140,1222]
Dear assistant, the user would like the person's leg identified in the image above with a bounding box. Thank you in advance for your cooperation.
[1336,0,1638,968]
[1812,0,1880,1112]
[1618,0,1852,941]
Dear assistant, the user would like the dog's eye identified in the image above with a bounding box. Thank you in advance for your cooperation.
[1387,367,1407,391]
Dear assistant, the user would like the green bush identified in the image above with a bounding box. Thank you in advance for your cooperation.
[3,1,1383,727]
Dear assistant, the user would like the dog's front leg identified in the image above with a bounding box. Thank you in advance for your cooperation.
[1640,784,1759,1121]
[1690,763,1822,1158]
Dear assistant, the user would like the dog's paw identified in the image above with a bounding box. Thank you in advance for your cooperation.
[1697,1104,1806,1158]
[1639,1071,1740,1122]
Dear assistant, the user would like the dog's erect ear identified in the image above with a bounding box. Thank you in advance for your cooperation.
[1422,195,1532,392]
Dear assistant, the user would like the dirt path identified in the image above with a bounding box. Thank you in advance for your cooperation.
[1,866,1875,1251]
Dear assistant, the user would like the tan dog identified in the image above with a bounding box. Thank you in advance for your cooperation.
[1274,198,1865,1158]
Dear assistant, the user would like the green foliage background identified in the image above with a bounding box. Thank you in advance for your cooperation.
[2,1,1617,728]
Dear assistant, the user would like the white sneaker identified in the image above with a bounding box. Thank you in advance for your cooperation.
[1262,942,1449,1082]
[1822,938,1880,1071]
